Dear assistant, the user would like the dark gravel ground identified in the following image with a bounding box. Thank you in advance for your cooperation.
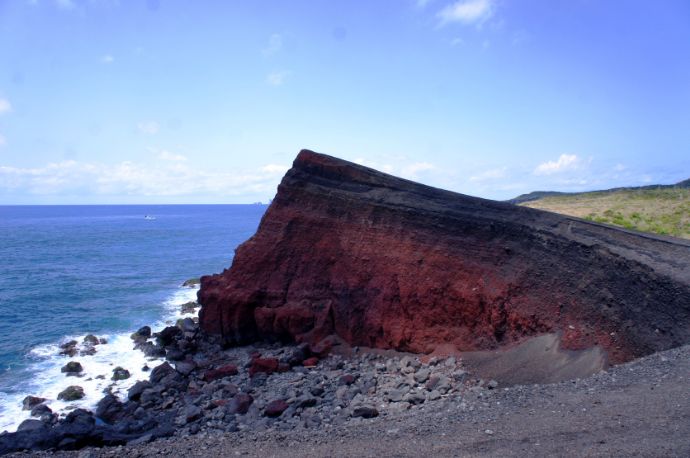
[11,343,689,458]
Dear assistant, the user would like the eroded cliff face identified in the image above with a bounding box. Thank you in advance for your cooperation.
[199,150,690,363]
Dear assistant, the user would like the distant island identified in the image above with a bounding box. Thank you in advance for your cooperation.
[510,178,690,239]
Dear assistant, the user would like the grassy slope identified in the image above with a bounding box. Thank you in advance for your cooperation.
[521,188,690,239]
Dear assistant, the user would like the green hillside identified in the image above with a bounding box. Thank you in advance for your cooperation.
[518,186,690,239]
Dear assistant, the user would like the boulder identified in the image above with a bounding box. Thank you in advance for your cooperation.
[30,404,53,418]
[263,399,289,418]
[57,385,85,401]
[156,326,181,347]
[175,360,197,376]
[58,340,78,357]
[22,395,46,411]
[302,356,319,367]
[180,301,199,314]
[352,405,379,418]
[182,278,200,288]
[202,364,238,382]
[149,362,175,384]
[111,367,131,381]
[96,394,124,424]
[83,334,100,346]
[249,357,282,377]
[226,393,253,415]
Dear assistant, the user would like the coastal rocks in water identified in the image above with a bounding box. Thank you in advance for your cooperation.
[156,326,181,347]
[22,395,46,410]
[58,340,78,357]
[198,150,690,364]
[58,385,85,401]
[182,277,200,288]
[138,341,166,358]
[30,404,53,418]
[61,361,83,375]
[180,301,199,314]
[131,326,152,345]
[83,334,100,346]
[112,366,131,381]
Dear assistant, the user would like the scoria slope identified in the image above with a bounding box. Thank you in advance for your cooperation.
[199,150,690,364]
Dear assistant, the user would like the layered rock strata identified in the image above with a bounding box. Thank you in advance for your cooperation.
[199,150,690,363]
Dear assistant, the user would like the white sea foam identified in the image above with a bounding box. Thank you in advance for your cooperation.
[0,286,199,433]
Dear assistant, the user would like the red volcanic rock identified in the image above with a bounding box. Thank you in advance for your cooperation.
[302,357,319,367]
[248,357,289,377]
[264,399,289,418]
[199,150,690,364]
[226,394,253,415]
[202,364,238,382]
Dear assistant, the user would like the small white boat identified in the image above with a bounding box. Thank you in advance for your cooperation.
[144,215,156,220]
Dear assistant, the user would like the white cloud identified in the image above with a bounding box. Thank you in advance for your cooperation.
[100,54,115,64]
[156,150,187,162]
[438,0,495,26]
[353,158,436,180]
[260,164,290,175]
[614,163,626,172]
[450,37,465,47]
[137,121,159,135]
[0,134,6,147]
[534,154,583,176]
[266,71,289,86]
[262,34,283,56]
[0,98,12,115]
[469,167,506,182]
[55,0,76,9]
[401,162,435,179]
[416,0,434,8]
[0,159,289,198]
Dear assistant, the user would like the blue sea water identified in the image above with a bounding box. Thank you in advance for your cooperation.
[0,205,266,431]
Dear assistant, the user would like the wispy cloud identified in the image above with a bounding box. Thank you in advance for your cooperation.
[469,167,506,182]
[415,0,434,8]
[353,158,436,180]
[0,159,290,199]
[534,154,584,175]
[100,54,115,64]
[156,150,187,162]
[262,34,283,56]
[137,121,159,135]
[0,98,12,115]
[55,0,76,9]
[261,164,290,174]
[401,162,435,179]
[438,0,495,26]
[266,70,289,86]
[0,134,6,147]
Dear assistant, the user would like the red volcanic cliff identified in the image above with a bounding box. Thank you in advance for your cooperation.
[199,150,690,363]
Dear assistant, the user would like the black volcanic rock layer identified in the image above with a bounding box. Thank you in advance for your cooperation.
[199,149,690,363]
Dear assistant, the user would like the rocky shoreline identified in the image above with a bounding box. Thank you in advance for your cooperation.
[4,336,689,457]
[0,298,490,455]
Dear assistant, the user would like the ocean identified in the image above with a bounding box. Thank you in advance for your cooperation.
[0,205,266,432]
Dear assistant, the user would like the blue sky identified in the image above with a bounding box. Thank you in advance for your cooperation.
[0,0,688,204]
